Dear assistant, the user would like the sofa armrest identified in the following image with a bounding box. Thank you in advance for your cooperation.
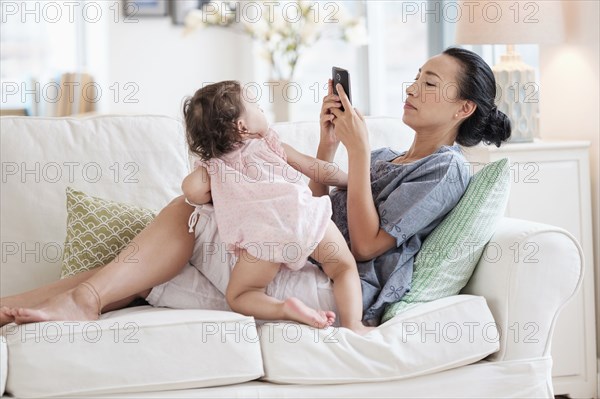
[461,217,583,362]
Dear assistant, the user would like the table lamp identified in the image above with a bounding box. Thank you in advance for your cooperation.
[455,0,564,142]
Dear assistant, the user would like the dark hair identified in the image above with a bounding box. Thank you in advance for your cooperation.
[183,80,246,160]
[443,47,511,147]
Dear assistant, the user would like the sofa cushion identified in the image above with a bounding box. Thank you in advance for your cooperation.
[382,158,510,322]
[61,187,156,278]
[260,294,499,384]
[1,307,263,398]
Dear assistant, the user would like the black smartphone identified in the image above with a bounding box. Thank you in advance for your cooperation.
[332,67,352,111]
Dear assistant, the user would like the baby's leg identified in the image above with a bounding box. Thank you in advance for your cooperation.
[311,221,374,335]
[226,250,334,328]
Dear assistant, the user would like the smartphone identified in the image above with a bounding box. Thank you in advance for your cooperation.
[332,67,352,111]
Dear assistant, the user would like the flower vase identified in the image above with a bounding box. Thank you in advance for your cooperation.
[268,79,291,123]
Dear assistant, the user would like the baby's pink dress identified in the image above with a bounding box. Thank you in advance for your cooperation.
[196,128,332,271]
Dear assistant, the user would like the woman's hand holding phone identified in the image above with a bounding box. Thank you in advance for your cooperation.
[330,83,369,156]
[319,79,342,151]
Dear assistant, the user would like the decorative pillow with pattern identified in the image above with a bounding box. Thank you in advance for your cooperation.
[60,187,156,278]
[382,158,510,322]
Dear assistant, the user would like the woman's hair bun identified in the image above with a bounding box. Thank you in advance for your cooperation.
[443,47,512,148]
[482,107,512,148]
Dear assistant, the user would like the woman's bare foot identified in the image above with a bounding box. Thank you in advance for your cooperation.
[283,297,336,328]
[0,306,15,327]
[8,284,101,325]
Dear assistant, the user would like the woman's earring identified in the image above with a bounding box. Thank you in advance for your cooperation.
[455,114,458,118]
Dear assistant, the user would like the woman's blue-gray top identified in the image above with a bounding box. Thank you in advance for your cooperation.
[329,145,472,325]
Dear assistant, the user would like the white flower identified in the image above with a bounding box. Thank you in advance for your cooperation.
[271,3,289,32]
[222,3,237,25]
[258,47,272,62]
[246,14,269,41]
[184,10,206,30]
[299,18,320,44]
[269,32,284,48]
[345,18,368,46]
[205,9,222,25]
[332,2,349,25]
[298,0,314,15]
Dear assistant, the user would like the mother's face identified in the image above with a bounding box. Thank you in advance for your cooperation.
[402,54,466,132]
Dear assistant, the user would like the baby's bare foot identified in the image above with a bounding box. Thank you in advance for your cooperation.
[283,297,336,328]
[0,306,15,327]
[10,284,100,325]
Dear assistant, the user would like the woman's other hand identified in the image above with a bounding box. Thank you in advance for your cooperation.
[310,79,343,197]
[330,83,369,156]
[319,79,342,150]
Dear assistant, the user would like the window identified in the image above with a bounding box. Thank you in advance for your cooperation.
[0,0,83,115]
[365,1,429,118]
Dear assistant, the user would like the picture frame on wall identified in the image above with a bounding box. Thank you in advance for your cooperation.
[123,0,169,17]
[171,0,206,25]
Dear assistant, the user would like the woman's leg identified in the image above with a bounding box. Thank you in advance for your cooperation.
[2,267,101,310]
[4,195,196,325]
[0,266,150,325]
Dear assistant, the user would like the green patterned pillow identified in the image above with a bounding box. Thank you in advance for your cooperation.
[61,187,156,278]
[382,158,510,322]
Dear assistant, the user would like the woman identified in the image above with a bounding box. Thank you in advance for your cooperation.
[0,47,510,327]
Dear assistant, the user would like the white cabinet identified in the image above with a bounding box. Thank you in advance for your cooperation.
[464,139,598,398]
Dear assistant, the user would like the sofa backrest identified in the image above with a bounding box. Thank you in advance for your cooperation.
[1,115,189,295]
[0,114,413,296]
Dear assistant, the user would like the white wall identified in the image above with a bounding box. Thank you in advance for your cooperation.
[83,2,370,124]
[88,3,254,118]
[539,0,600,358]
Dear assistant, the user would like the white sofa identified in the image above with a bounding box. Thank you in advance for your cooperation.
[0,115,583,398]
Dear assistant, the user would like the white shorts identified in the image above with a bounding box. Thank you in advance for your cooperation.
[146,204,338,324]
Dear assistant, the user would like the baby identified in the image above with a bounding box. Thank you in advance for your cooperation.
[181,81,372,335]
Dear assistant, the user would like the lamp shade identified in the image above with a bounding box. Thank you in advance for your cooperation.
[455,0,564,44]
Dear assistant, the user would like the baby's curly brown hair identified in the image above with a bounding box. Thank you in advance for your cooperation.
[183,81,246,161]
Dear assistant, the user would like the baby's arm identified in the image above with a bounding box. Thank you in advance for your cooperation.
[181,165,212,204]
[281,143,348,188]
